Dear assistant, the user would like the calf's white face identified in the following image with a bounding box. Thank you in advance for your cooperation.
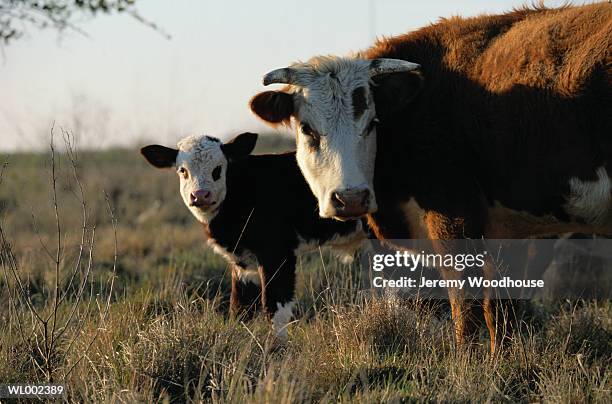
[174,136,228,223]
[250,56,421,220]
[141,133,258,223]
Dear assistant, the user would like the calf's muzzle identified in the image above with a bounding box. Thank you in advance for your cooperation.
[190,189,214,207]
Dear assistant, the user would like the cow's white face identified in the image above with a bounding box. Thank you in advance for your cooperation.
[141,133,258,224]
[250,56,421,220]
[292,60,379,218]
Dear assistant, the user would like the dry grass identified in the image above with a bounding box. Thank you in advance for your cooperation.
[0,135,610,402]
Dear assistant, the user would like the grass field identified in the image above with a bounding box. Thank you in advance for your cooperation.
[0,134,610,402]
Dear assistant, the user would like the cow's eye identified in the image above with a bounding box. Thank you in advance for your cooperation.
[301,123,321,150]
[301,123,314,136]
[307,135,320,150]
[365,118,379,135]
[178,167,188,178]
[212,165,222,181]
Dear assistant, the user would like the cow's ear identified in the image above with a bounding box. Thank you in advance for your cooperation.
[140,145,178,168]
[372,71,423,119]
[221,132,258,159]
[249,91,294,125]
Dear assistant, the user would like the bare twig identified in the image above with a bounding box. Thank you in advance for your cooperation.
[127,9,172,40]
[64,191,117,379]
[1,126,118,382]
[56,128,88,308]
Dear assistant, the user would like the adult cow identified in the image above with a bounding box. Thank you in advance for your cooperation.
[249,4,612,351]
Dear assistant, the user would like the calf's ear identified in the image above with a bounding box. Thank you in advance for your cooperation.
[221,132,258,159]
[249,91,293,125]
[140,145,178,168]
[372,70,423,119]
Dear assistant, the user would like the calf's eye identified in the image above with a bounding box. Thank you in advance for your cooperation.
[212,166,222,181]
[178,167,188,178]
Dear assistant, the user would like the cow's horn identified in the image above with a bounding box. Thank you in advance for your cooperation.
[263,68,297,86]
[369,58,420,77]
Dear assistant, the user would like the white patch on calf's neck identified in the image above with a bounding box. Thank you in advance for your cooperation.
[293,221,366,262]
[207,237,259,271]
[565,167,611,226]
[293,237,320,256]
[235,268,260,286]
[272,300,295,339]
[326,221,366,263]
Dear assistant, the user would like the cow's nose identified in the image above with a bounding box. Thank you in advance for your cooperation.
[190,189,214,207]
[331,187,370,218]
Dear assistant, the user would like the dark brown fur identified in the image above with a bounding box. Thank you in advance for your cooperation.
[351,86,369,119]
[203,151,361,323]
[250,90,294,125]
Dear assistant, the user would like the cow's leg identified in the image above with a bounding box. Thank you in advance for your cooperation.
[483,286,496,355]
[259,254,297,339]
[230,265,261,319]
[484,298,523,355]
[483,297,524,356]
[481,240,557,354]
[427,241,475,348]
[445,283,469,347]
[425,205,489,350]
[480,241,546,354]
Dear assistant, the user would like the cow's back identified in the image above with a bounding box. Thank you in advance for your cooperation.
[367,4,610,95]
[364,3,611,222]
[474,4,610,96]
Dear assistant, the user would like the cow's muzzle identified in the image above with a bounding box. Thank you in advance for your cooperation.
[330,186,371,219]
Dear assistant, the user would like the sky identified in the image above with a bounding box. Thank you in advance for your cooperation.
[0,0,574,151]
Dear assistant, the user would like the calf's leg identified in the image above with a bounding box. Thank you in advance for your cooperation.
[259,254,297,339]
[230,265,262,319]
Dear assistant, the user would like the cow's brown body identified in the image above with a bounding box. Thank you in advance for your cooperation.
[361,4,611,350]
[364,4,610,236]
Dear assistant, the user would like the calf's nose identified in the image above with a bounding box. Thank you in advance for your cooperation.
[190,189,214,207]
[331,187,370,218]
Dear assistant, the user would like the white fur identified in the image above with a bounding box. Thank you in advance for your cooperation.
[565,167,611,225]
[176,135,228,223]
[401,197,429,238]
[294,221,366,263]
[324,220,366,263]
[234,267,261,286]
[208,238,259,272]
[293,237,321,256]
[272,300,295,339]
[285,56,379,218]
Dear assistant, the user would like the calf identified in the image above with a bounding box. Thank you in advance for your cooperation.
[141,132,364,338]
